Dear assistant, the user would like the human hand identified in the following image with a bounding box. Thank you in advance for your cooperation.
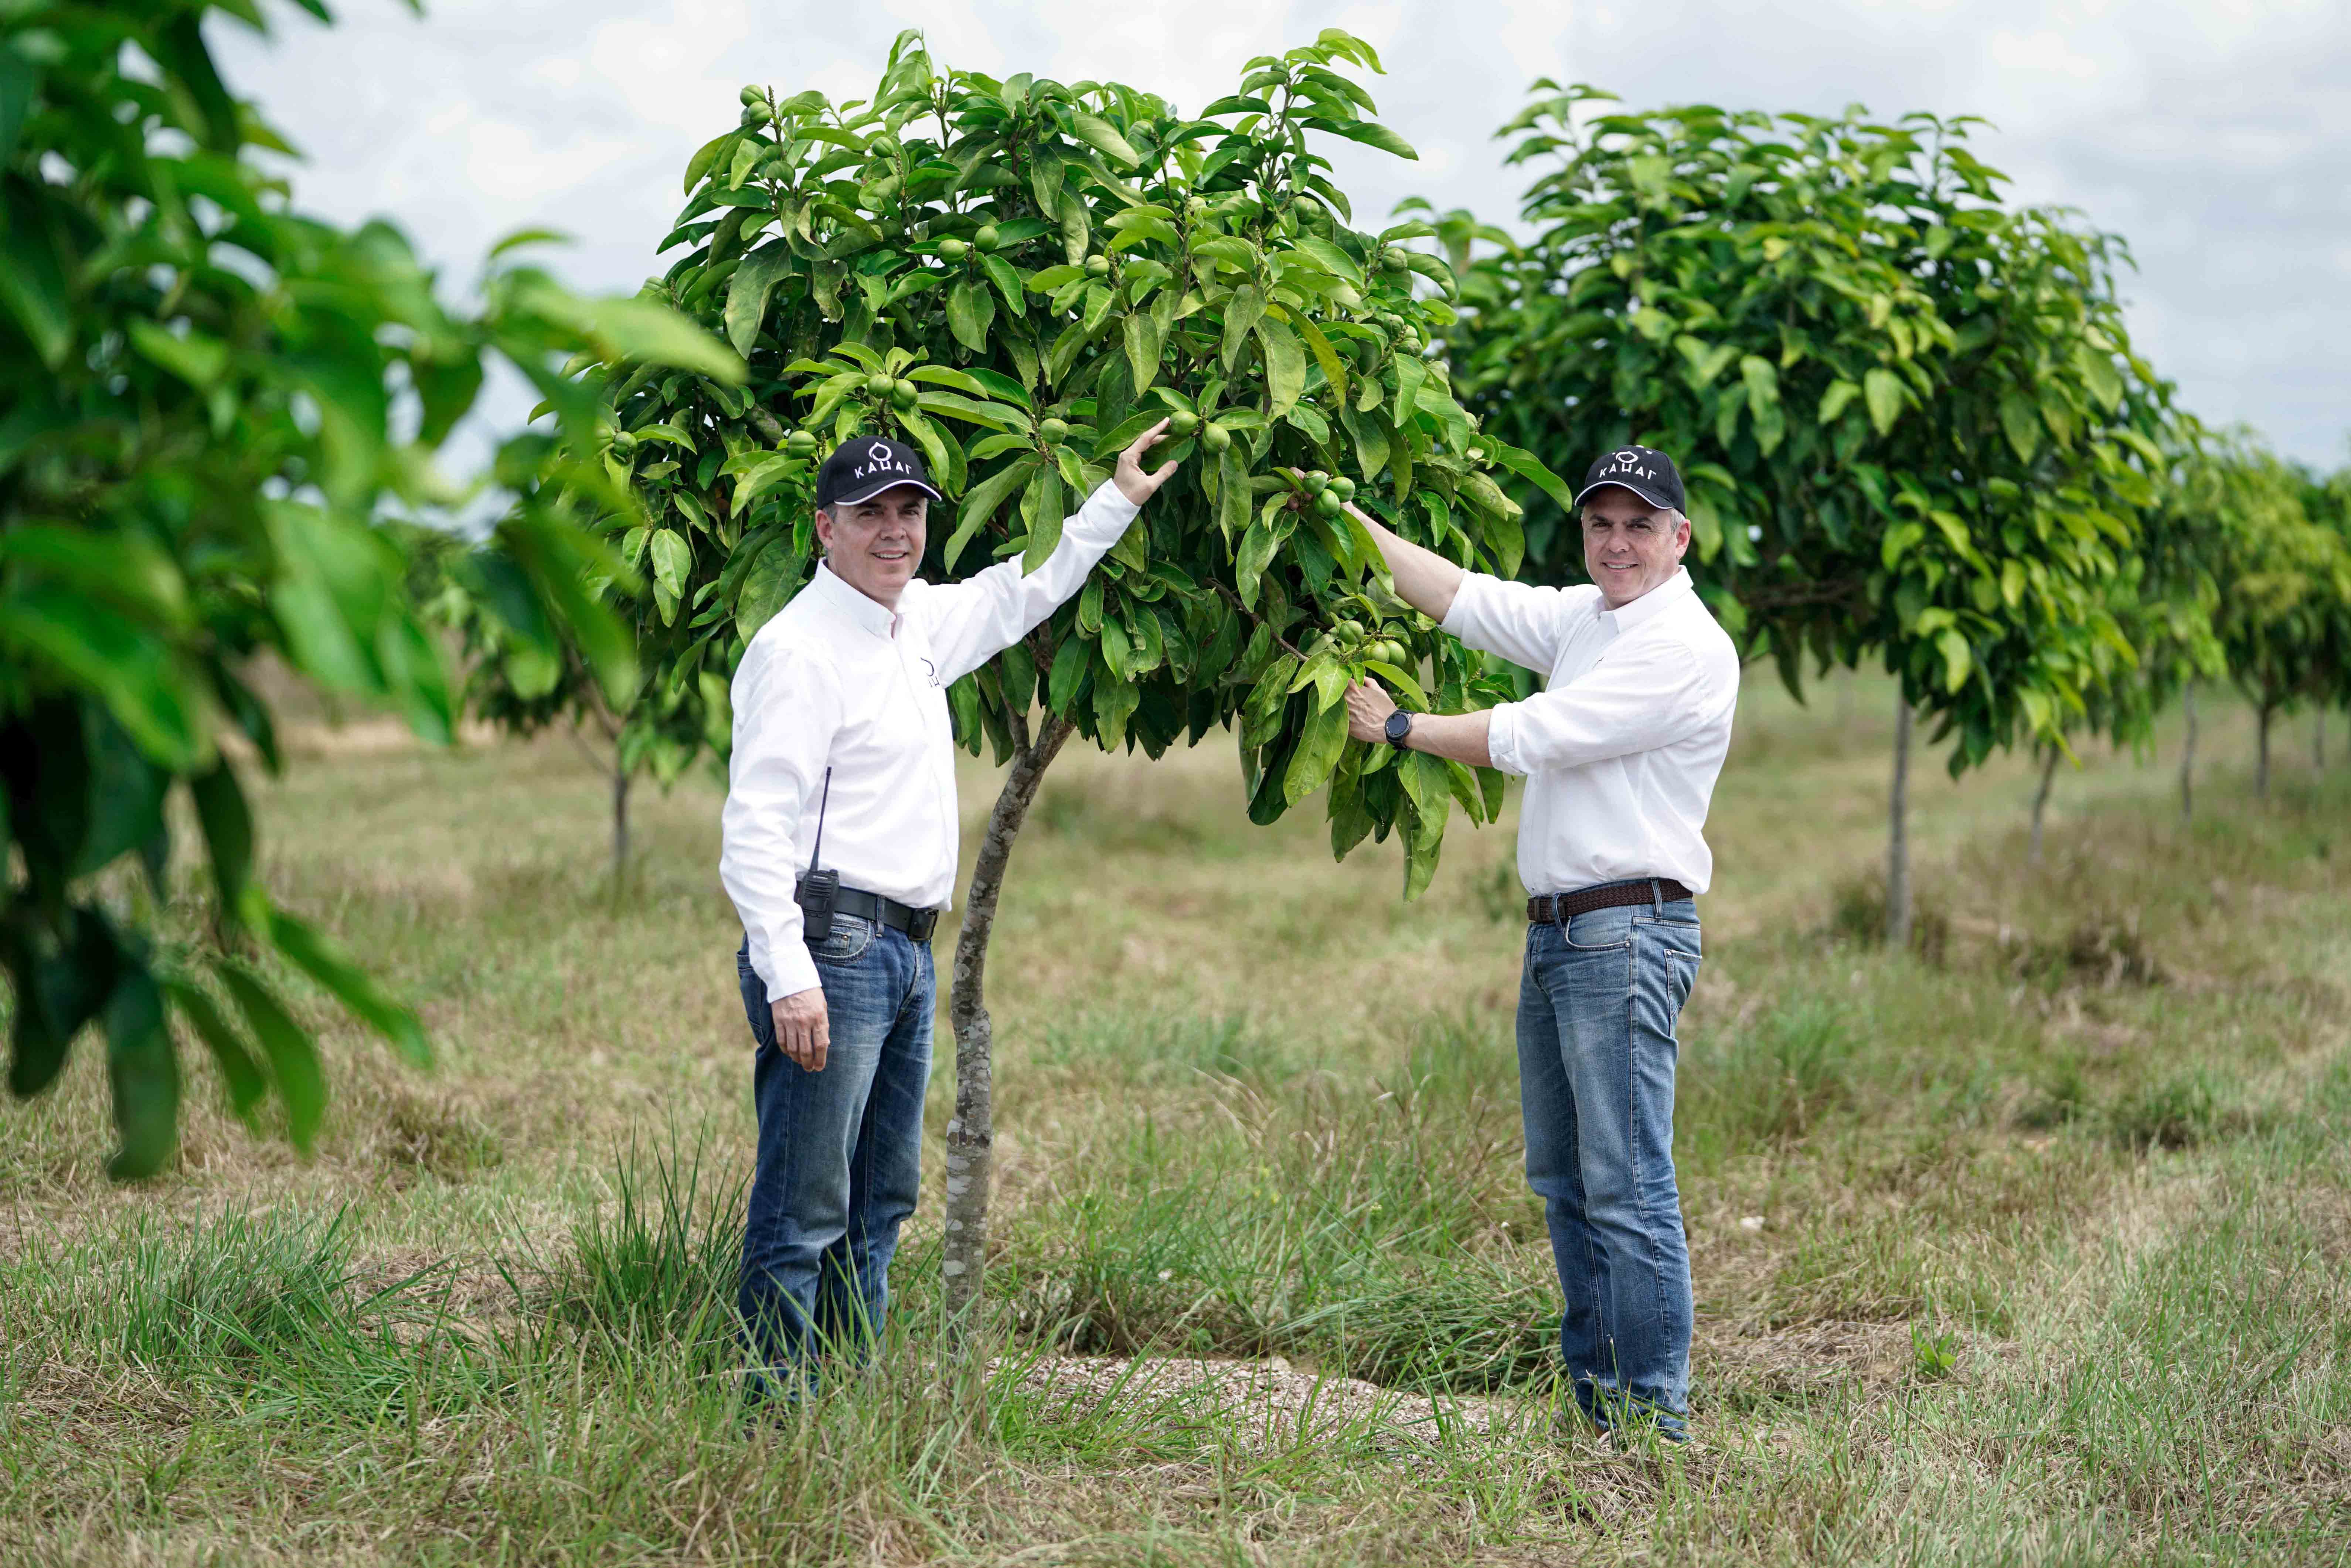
[1113,418,1180,505]
[1344,678,1399,744]
[771,987,829,1071]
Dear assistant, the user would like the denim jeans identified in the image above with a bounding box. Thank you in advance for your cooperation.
[1517,884,1701,1438]
[735,916,933,1394]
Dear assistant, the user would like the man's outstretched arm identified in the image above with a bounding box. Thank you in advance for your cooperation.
[1345,499,1464,622]
[919,422,1180,683]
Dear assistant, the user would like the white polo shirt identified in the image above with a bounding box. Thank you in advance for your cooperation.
[721,481,1139,998]
[1442,567,1740,897]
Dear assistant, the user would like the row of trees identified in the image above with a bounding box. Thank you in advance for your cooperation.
[11,18,2344,1331]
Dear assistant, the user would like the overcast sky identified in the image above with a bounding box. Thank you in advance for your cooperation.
[215,0,2348,470]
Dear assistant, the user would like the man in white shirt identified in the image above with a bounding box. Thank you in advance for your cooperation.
[1341,445,1739,1442]
[722,424,1177,1394]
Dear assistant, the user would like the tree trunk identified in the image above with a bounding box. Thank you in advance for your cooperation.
[1886,693,1912,949]
[941,713,1074,1323]
[2028,743,2059,866]
[610,766,632,882]
[2257,704,2272,799]
[2179,682,2198,823]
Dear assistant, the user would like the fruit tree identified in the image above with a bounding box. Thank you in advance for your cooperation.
[603,30,1561,1306]
[1447,88,2173,942]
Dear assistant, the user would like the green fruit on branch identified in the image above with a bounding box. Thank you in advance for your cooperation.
[739,104,765,126]
[866,372,894,398]
[973,224,1000,252]
[891,380,919,411]
[1039,416,1070,443]
[609,430,637,457]
[1168,408,1200,436]
[1316,490,1344,518]
[739,85,766,107]
[785,430,817,456]
[1337,618,1365,644]
[1301,471,1328,497]
[1330,476,1356,503]
[1380,249,1410,272]
[938,236,970,260]
[1085,254,1111,277]
[1202,422,1232,452]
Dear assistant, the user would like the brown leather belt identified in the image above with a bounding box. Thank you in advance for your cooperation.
[1528,879,1693,926]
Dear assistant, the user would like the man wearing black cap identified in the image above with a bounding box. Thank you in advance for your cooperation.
[1340,445,1739,1443]
[721,423,1178,1395]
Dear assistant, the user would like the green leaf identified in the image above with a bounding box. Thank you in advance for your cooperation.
[1221,284,1265,373]
[1818,379,1862,425]
[1863,367,1906,436]
[1998,391,2041,463]
[649,529,691,598]
[947,277,995,354]
[218,963,326,1155]
[724,243,796,356]
[1070,112,1141,168]
[1282,698,1350,807]
[1019,465,1066,573]
[1316,120,1418,160]
[1294,316,1348,408]
[1937,627,1973,693]
[980,254,1027,317]
[1048,633,1089,715]
[267,907,431,1069]
[188,761,253,918]
[127,320,228,387]
[1123,308,1167,394]
[1255,316,1307,416]
[104,967,178,1182]
[163,979,267,1127]
[1488,440,1574,515]
[531,289,747,384]
[3,590,205,769]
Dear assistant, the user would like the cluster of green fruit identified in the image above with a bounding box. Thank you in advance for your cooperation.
[1309,616,1413,671]
[1286,467,1359,520]
[856,373,920,411]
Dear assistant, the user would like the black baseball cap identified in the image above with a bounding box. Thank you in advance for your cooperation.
[1573,445,1685,514]
[814,436,942,511]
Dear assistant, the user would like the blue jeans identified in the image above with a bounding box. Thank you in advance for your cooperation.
[1517,885,1701,1438]
[736,917,933,1393]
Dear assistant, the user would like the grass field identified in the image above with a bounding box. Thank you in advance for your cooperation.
[4,672,2348,1564]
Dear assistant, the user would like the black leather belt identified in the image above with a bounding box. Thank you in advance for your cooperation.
[828,885,940,943]
[1528,879,1692,925]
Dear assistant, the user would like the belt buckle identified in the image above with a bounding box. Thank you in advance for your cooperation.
[906,907,938,942]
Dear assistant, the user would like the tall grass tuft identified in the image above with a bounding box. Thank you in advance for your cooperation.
[1684,998,1861,1153]
[554,1126,747,1359]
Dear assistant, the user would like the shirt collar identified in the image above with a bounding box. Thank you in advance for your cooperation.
[809,560,901,640]
[1598,567,1694,634]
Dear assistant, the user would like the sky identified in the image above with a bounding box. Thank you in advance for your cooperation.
[213,0,2350,470]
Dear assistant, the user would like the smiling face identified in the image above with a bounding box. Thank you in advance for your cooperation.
[1580,485,1691,609]
[815,486,929,609]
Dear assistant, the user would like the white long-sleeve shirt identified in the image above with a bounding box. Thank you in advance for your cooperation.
[722,480,1140,998]
[1442,567,1740,896]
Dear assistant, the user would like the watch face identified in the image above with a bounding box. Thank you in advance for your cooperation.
[1385,710,1412,743]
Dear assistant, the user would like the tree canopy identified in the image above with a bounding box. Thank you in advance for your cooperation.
[1448,87,2175,772]
[0,0,738,1177]
[595,28,1567,897]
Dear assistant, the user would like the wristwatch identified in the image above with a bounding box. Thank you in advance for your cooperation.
[1383,709,1415,748]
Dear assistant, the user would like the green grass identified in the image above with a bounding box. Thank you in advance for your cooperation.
[2,675,2348,1562]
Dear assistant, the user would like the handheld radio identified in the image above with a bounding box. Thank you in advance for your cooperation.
[793,768,839,942]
